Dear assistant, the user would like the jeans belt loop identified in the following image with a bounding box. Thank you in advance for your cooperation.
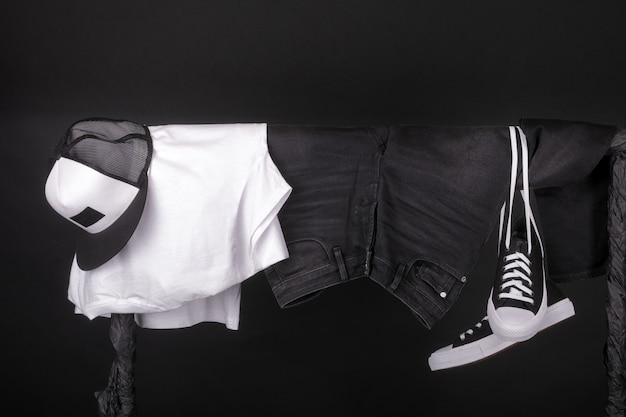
[332,246,349,282]
[389,263,406,291]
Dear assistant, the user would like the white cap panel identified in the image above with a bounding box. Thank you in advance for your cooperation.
[45,157,140,233]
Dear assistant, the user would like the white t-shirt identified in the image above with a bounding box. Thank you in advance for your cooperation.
[67,123,292,330]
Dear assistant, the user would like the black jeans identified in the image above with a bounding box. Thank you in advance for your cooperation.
[265,125,513,328]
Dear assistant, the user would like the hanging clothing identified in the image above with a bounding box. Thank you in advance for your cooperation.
[68,123,292,330]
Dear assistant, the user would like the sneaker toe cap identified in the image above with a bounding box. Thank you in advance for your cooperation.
[495,307,535,325]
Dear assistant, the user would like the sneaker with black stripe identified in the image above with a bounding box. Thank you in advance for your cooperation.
[428,280,574,371]
[486,126,548,342]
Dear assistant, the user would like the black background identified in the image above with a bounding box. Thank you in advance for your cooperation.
[3,1,625,416]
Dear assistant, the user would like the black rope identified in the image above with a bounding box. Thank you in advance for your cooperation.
[94,314,137,417]
[606,141,626,416]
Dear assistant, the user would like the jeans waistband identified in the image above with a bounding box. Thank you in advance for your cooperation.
[369,256,467,329]
[266,248,367,308]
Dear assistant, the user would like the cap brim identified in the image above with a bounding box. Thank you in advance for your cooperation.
[75,181,148,271]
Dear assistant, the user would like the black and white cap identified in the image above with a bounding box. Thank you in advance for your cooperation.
[45,118,153,271]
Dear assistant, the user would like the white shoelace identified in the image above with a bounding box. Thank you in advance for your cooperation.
[459,317,488,341]
[501,126,532,255]
[499,252,534,304]
[494,127,544,305]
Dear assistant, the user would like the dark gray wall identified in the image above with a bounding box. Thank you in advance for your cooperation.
[3,1,624,416]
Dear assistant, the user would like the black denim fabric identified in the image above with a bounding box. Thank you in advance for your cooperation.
[522,119,616,282]
[265,126,383,308]
[266,125,513,328]
[265,121,616,329]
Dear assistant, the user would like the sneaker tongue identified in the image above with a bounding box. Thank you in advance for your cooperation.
[510,234,528,253]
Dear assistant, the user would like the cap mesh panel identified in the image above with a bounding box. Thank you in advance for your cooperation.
[62,119,151,186]
[67,138,148,185]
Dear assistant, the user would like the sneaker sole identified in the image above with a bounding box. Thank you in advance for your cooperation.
[428,298,575,371]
